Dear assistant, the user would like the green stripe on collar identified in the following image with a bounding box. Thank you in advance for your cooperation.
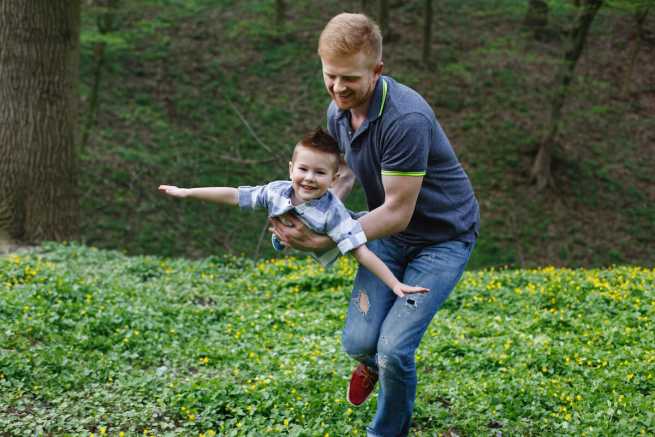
[378,79,388,117]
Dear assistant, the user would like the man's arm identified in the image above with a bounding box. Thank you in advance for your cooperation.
[272,173,421,250]
[269,214,335,252]
[331,161,356,201]
[357,174,422,241]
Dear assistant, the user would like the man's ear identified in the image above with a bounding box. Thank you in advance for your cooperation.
[373,61,384,78]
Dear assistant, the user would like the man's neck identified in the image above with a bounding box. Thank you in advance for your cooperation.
[349,102,370,132]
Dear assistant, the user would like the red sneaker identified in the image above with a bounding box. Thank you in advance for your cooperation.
[347,363,378,406]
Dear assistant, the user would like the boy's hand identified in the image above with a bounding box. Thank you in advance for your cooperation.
[158,185,190,198]
[392,283,429,298]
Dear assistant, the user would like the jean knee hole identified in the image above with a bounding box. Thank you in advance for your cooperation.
[402,294,423,312]
[354,289,370,315]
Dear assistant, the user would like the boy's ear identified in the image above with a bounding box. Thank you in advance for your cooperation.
[330,170,339,187]
[288,161,293,179]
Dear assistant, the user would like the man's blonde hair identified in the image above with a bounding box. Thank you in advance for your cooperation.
[318,13,382,66]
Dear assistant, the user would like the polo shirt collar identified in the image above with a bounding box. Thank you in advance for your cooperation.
[366,76,388,122]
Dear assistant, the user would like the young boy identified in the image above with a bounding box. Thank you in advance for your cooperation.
[159,128,428,298]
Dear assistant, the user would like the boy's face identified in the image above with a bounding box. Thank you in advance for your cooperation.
[320,50,383,112]
[288,145,339,203]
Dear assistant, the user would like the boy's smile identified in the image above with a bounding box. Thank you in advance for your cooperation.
[289,145,338,204]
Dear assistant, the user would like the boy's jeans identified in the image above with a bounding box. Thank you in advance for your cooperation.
[341,237,475,437]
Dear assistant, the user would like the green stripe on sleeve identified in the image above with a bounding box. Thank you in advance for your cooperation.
[381,170,426,177]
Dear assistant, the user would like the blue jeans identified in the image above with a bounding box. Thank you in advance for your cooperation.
[341,237,475,437]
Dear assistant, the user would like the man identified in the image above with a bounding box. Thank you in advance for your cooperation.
[271,12,479,437]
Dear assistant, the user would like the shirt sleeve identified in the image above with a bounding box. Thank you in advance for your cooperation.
[238,184,270,211]
[380,112,431,176]
[325,202,367,255]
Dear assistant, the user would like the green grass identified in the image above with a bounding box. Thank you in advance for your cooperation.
[1,244,653,436]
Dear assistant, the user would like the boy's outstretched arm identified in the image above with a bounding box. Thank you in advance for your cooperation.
[351,245,429,298]
[158,185,238,206]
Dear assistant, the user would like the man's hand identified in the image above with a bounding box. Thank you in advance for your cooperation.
[159,185,190,198]
[269,213,335,252]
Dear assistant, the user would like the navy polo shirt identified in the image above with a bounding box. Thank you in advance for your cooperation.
[327,75,480,246]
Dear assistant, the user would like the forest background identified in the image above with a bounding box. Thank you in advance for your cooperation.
[72,0,654,269]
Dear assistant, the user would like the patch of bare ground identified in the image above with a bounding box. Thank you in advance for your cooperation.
[0,243,37,256]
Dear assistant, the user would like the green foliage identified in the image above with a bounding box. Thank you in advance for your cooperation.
[1,245,654,435]
[606,0,653,12]
[77,0,655,268]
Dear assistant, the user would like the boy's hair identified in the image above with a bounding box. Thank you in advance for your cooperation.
[318,13,382,66]
[293,128,342,171]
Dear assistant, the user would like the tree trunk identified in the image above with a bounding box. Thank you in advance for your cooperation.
[275,0,286,33]
[530,0,603,190]
[82,0,119,151]
[0,1,81,250]
[361,0,370,14]
[621,6,650,96]
[379,0,390,39]
[422,0,433,65]
[523,0,549,41]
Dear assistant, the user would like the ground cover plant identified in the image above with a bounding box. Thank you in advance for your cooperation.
[1,243,653,435]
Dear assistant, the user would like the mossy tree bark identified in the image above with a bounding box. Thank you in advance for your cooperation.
[0,1,80,250]
[530,0,603,191]
[523,0,549,41]
[622,5,650,96]
[275,0,286,33]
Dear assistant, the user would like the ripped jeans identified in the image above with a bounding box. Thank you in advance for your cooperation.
[341,237,475,437]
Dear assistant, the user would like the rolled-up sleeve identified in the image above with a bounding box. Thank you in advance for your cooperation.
[326,208,367,255]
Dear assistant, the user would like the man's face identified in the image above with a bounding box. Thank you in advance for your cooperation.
[320,51,383,113]
[288,145,338,203]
